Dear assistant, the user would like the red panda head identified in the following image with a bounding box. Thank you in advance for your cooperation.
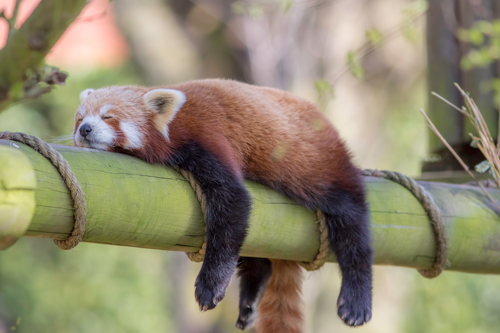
[73,85,186,162]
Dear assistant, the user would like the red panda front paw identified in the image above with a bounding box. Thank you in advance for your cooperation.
[337,287,372,327]
[194,275,228,311]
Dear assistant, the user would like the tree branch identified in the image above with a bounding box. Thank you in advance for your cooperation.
[0,0,88,112]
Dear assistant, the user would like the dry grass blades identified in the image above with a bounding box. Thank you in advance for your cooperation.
[420,83,500,212]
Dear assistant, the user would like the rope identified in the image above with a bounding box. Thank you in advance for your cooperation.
[171,165,330,268]
[299,210,329,271]
[172,165,207,262]
[0,132,87,250]
[0,132,447,277]
[174,165,448,278]
[362,169,448,278]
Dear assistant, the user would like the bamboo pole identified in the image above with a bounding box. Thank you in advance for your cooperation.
[1,139,500,274]
[0,144,36,250]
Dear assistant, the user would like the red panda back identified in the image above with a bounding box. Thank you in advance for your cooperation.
[167,79,355,199]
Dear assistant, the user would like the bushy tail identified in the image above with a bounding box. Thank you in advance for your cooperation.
[256,259,304,333]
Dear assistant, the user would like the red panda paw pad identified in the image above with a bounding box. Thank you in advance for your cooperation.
[194,278,227,312]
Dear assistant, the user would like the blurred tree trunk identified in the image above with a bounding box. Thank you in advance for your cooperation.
[425,0,499,174]
[113,0,329,90]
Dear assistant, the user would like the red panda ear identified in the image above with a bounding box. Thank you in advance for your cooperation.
[144,89,186,139]
[80,89,95,102]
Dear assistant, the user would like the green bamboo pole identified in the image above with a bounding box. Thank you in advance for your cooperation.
[1,139,500,274]
[0,144,36,249]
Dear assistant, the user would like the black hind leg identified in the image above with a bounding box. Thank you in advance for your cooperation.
[235,257,272,331]
[322,189,373,327]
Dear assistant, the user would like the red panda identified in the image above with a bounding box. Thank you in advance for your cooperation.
[73,79,373,332]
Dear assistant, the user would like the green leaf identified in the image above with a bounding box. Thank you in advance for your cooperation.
[366,28,384,46]
[460,57,473,71]
[314,79,333,95]
[489,45,500,59]
[475,160,492,174]
[492,20,500,37]
[470,136,480,148]
[477,21,493,35]
[469,28,484,46]
[346,51,365,80]
[400,0,427,44]
[402,21,419,43]
[489,168,498,180]
[402,0,428,17]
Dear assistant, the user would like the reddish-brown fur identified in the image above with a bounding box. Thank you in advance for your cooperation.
[177,80,352,195]
[73,79,367,333]
[73,79,356,196]
[256,260,304,333]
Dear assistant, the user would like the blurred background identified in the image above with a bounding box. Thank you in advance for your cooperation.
[0,0,500,332]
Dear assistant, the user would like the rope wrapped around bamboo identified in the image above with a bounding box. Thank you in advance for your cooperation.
[0,132,448,277]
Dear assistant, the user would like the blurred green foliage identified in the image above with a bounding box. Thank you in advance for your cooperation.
[231,1,264,18]
[366,28,384,46]
[401,0,427,43]
[458,20,500,69]
[347,0,426,82]
[458,20,500,106]
[0,3,499,329]
[347,51,365,80]
[314,79,334,113]
[0,238,174,333]
[404,271,500,333]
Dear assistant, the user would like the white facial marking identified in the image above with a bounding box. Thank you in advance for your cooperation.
[100,104,113,116]
[121,121,143,149]
[77,106,86,117]
[79,89,95,102]
[75,115,115,150]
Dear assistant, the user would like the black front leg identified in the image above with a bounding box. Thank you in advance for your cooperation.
[169,142,251,311]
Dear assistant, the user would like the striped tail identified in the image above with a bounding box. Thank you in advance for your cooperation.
[256,259,304,333]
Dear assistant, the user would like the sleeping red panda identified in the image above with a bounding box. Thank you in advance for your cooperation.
[73,79,373,332]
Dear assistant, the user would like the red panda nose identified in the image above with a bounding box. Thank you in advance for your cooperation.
[80,124,93,138]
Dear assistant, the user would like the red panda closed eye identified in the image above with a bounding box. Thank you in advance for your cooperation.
[73,78,373,333]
